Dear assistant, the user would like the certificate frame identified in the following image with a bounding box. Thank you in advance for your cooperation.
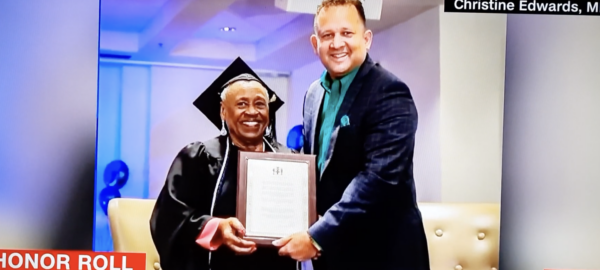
[236,151,317,246]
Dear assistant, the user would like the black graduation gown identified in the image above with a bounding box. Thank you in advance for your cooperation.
[150,135,298,270]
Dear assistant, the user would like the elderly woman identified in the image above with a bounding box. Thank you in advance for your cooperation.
[150,57,297,270]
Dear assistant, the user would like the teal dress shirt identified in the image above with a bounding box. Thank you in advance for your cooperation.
[317,67,359,173]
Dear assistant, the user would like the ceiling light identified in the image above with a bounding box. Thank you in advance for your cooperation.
[220,27,236,32]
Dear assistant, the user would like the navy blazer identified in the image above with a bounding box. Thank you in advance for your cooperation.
[303,55,430,270]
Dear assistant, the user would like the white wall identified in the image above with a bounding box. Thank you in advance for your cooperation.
[95,64,153,251]
[500,14,600,270]
[439,8,507,203]
[289,60,325,131]
[368,6,442,202]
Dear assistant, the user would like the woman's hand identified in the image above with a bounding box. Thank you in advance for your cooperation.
[215,217,256,255]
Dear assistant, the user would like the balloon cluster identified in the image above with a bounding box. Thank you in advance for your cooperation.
[286,125,304,151]
[98,160,129,215]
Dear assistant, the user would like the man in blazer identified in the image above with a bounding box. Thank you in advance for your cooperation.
[274,1,430,269]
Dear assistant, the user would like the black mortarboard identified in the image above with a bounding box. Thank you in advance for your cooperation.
[193,57,285,138]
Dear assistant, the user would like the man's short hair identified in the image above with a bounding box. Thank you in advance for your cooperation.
[314,0,367,32]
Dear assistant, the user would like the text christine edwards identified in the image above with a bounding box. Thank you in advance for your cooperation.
[448,0,600,15]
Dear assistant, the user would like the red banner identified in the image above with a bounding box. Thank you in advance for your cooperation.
[0,249,146,270]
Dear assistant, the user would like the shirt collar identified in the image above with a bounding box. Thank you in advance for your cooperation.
[320,66,360,93]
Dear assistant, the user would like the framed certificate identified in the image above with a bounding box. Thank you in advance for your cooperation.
[236,151,317,246]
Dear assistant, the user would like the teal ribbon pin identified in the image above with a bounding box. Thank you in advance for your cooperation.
[341,115,350,127]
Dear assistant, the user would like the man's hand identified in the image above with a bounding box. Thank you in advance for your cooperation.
[272,232,319,261]
[215,218,256,255]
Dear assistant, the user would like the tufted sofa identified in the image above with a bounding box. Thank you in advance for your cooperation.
[107,199,500,270]
[418,203,500,270]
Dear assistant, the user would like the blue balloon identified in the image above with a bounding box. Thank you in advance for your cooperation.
[103,160,129,189]
[99,186,121,215]
[286,125,304,151]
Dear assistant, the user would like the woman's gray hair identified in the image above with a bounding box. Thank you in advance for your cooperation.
[220,83,269,102]
[220,73,269,102]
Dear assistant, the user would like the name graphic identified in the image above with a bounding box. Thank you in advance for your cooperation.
[445,0,600,15]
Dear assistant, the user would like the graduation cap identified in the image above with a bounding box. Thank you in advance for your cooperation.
[193,57,285,139]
